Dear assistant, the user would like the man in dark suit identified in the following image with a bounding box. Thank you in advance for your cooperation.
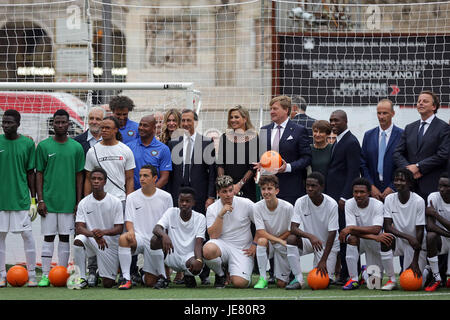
[393,91,449,200]
[168,109,216,285]
[291,95,316,145]
[258,95,311,205]
[326,109,362,284]
[361,99,403,202]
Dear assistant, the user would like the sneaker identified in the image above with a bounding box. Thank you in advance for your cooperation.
[118,280,132,290]
[422,265,433,288]
[359,265,367,285]
[200,277,210,285]
[268,275,276,285]
[87,272,98,287]
[342,279,359,290]
[424,277,441,292]
[67,278,88,289]
[131,273,143,286]
[285,278,304,290]
[0,277,6,288]
[153,277,170,290]
[27,276,38,287]
[381,280,397,291]
[38,275,50,287]
[446,278,450,288]
[253,277,268,289]
[214,274,227,289]
[184,275,197,288]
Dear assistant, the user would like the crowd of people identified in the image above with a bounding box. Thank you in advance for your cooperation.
[0,91,449,293]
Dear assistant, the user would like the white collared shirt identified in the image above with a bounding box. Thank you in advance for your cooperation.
[336,128,350,144]
[182,132,196,176]
[270,118,291,173]
[419,114,435,135]
[87,130,102,147]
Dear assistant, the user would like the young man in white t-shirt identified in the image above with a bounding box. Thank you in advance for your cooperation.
[203,175,257,289]
[72,167,124,288]
[339,178,395,290]
[253,175,293,289]
[151,187,206,289]
[285,172,340,290]
[117,164,173,290]
[84,116,135,205]
[424,172,450,291]
[381,168,427,291]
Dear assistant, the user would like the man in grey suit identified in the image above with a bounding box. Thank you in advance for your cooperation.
[394,91,449,200]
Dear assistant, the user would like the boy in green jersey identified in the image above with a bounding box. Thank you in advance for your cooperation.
[36,109,85,287]
[0,109,37,287]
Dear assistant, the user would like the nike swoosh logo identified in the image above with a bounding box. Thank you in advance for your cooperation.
[135,207,141,210]
[86,211,93,214]
[0,150,4,153]
[48,153,56,157]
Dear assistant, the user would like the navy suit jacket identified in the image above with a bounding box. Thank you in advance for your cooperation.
[74,130,91,156]
[260,119,311,204]
[393,116,449,199]
[361,125,403,191]
[325,130,361,202]
[167,134,216,214]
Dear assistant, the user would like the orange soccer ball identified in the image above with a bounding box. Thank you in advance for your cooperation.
[48,265,69,287]
[7,265,28,287]
[307,268,330,290]
[399,268,422,291]
[260,151,282,170]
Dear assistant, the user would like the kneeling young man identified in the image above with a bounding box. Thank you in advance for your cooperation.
[253,175,293,289]
[424,172,450,291]
[203,175,257,289]
[117,164,173,289]
[381,168,427,291]
[339,178,394,290]
[151,187,206,289]
[73,167,124,288]
[285,172,340,290]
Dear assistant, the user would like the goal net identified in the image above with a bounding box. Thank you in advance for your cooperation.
[1,0,448,270]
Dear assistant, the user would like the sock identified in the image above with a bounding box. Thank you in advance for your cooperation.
[381,250,396,282]
[428,256,442,281]
[326,251,338,280]
[21,230,36,277]
[205,257,225,277]
[287,244,303,282]
[118,246,132,281]
[346,244,359,281]
[58,241,70,268]
[41,240,54,276]
[256,245,268,280]
[149,249,166,278]
[0,232,6,278]
[73,245,86,279]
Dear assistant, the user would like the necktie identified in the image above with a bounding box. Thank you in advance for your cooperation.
[417,121,426,148]
[183,136,192,186]
[272,125,281,152]
[377,131,386,178]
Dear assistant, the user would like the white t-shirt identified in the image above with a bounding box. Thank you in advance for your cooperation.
[124,188,173,240]
[157,208,206,257]
[85,142,136,201]
[345,197,384,228]
[76,193,124,242]
[292,194,339,243]
[206,196,255,248]
[254,198,293,237]
[384,192,425,236]
[427,192,450,231]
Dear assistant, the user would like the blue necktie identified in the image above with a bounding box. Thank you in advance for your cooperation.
[377,131,386,178]
[417,121,426,148]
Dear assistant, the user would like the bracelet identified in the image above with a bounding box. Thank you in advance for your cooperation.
[195,258,203,263]
[252,241,257,246]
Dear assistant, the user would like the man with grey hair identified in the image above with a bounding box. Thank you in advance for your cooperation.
[291,95,316,145]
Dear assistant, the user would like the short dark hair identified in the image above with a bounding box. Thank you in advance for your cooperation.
[258,175,279,189]
[307,172,325,186]
[312,120,332,135]
[102,116,123,141]
[352,177,372,193]
[216,175,234,191]
[140,164,158,177]
[3,109,20,123]
[53,109,70,121]
[91,167,107,181]
[179,186,196,199]
[394,167,414,186]
[181,108,198,121]
[291,95,307,111]
[109,95,135,112]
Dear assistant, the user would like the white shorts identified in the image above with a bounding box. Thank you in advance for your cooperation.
[74,234,119,280]
[268,242,290,283]
[165,251,197,276]
[300,238,339,278]
[207,238,253,282]
[393,237,427,271]
[438,236,450,255]
[0,210,32,233]
[359,238,383,270]
[41,213,74,236]
[133,233,165,276]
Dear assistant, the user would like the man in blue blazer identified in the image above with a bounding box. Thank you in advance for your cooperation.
[393,91,449,200]
[258,96,311,205]
[361,99,403,201]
